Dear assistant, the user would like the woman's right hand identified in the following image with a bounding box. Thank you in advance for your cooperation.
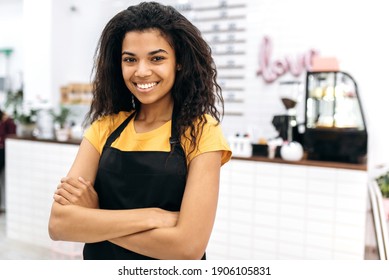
[54,176,99,209]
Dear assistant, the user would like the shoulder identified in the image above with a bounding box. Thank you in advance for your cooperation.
[188,114,219,134]
[183,114,232,165]
[84,111,133,154]
[193,113,218,125]
[203,114,219,126]
[2,114,14,123]
[92,111,133,128]
[192,114,222,137]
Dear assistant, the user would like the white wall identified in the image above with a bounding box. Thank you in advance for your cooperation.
[1,0,388,171]
[0,0,23,99]
[241,0,389,172]
[50,0,105,105]
[22,0,52,104]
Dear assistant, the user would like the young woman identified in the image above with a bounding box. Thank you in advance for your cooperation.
[48,1,231,260]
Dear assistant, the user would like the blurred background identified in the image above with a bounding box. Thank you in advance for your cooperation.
[0,0,388,260]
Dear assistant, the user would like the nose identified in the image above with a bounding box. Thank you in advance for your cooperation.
[135,61,152,77]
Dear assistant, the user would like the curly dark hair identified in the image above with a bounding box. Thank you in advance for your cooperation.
[85,1,224,153]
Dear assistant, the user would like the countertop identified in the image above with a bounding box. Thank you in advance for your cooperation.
[7,135,367,171]
[6,135,82,145]
[233,155,367,171]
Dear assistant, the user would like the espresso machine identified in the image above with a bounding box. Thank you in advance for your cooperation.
[272,81,303,144]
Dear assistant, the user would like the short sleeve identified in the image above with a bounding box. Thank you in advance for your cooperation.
[83,120,103,154]
[183,115,232,166]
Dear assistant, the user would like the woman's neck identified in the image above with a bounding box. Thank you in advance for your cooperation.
[136,102,174,123]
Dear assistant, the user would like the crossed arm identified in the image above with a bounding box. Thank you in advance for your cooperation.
[48,137,222,259]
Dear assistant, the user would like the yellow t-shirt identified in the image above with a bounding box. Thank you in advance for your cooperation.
[84,111,231,165]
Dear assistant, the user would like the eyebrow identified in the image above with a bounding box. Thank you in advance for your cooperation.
[122,49,168,56]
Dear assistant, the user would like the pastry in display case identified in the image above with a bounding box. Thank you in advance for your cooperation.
[303,71,368,163]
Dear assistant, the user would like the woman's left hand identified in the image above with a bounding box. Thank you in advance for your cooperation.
[54,176,99,208]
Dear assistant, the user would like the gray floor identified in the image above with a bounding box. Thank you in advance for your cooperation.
[0,212,78,260]
[0,210,382,260]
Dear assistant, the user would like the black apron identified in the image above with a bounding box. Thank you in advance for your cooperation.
[83,111,204,259]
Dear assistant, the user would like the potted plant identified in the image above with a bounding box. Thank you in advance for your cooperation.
[376,171,389,220]
[49,105,71,141]
[14,108,39,137]
[4,89,39,137]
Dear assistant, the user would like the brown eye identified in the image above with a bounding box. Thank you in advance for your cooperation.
[123,57,136,63]
[152,56,165,62]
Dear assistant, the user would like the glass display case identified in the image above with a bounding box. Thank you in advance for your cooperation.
[303,71,368,163]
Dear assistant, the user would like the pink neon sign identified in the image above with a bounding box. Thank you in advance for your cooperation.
[256,36,319,83]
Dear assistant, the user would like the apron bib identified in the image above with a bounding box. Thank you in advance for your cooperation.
[83,110,190,259]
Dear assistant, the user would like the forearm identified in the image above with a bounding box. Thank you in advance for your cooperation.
[48,202,163,243]
[109,225,206,260]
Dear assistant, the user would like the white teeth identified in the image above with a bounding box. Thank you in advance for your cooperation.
[137,82,157,89]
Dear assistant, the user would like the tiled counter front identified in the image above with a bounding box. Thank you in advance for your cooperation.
[5,138,83,257]
[5,138,368,259]
[207,159,368,260]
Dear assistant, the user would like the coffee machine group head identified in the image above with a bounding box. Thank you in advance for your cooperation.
[272,81,302,142]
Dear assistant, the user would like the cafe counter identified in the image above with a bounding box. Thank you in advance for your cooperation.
[5,136,368,259]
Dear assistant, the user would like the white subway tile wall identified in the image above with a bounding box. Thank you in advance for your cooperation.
[5,139,83,258]
[207,159,368,259]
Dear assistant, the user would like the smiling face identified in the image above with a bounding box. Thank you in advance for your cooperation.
[121,29,177,110]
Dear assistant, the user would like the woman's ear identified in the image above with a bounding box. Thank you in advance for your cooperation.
[176,64,182,71]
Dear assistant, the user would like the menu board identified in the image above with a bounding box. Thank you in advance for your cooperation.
[176,0,248,117]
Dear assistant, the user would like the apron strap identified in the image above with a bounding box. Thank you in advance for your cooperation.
[103,107,181,151]
[169,105,179,147]
[104,111,136,148]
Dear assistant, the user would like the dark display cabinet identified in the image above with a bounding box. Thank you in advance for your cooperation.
[303,71,368,163]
